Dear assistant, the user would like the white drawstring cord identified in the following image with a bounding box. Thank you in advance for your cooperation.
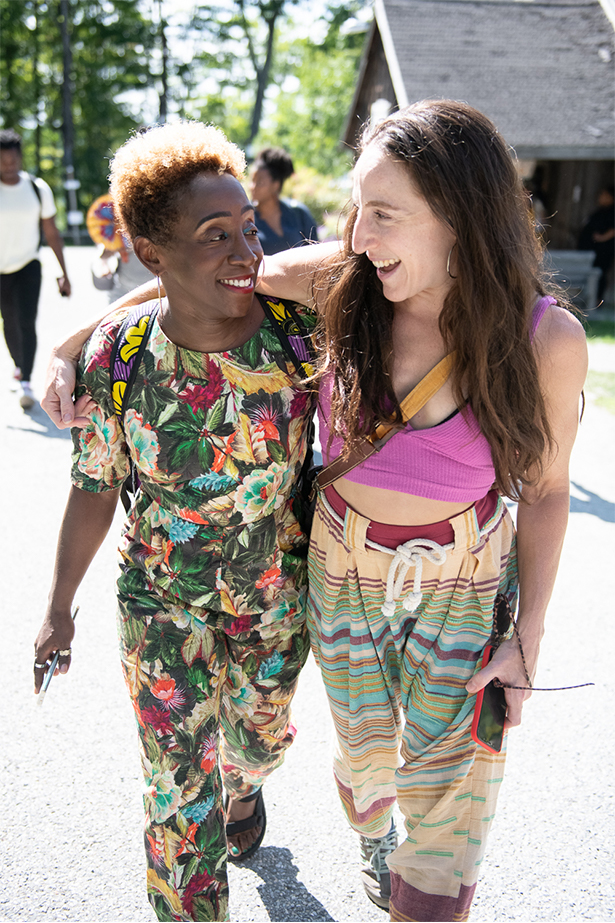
[319,490,453,617]
[367,537,453,616]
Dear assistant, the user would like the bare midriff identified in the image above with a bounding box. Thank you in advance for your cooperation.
[334,477,474,527]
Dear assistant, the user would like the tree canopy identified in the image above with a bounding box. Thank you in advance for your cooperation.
[0,0,368,229]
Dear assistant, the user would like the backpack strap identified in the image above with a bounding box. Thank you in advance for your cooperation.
[257,293,319,534]
[27,174,43,249]
[109,302,159,429]
[257,293,316,379]
[109,303,159,513]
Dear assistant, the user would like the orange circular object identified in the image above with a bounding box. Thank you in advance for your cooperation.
[86,194,123,249]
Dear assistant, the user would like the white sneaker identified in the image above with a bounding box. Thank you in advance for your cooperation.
[359,819,398,911]
[9,367,21,392]
[18,381,35,409]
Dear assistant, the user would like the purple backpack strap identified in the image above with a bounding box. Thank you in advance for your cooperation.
[256,293,316,380]
[108,303,159,512]
[109,302,159,427]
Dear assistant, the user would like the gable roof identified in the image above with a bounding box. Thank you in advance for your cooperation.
[346,0,615,158]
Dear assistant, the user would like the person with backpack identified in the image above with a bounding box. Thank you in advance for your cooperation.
[0,128,71,408]
[33,122,316,923]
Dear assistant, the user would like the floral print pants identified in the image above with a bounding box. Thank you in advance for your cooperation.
[116,564,310,922]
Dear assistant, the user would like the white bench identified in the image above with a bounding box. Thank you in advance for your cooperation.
[543,250,602,310]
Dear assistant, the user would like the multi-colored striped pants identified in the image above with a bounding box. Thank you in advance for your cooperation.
[307,488,517,922]
[116,566,310,922]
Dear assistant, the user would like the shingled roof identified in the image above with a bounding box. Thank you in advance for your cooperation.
[345,0,615,158]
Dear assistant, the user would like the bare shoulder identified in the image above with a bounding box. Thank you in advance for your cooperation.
[533,303,588,386]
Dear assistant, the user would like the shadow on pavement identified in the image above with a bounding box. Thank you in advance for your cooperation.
[570,481,615,522]
[246,846,336,921]
[6,402,72,440]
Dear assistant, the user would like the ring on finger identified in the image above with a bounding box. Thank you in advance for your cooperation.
[34,662,46,669]
[59,649,72,656]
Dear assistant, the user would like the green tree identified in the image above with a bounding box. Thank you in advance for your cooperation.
[188,0,302,150]
[0,0,156,226]
[0,0,368,232]
[0,0,43,156]
[62,1,156,200]
[255,2,366,176]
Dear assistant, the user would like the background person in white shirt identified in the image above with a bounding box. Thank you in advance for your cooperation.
[0,128,71,409]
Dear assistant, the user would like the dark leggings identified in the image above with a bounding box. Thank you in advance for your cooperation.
[0,259,42,381]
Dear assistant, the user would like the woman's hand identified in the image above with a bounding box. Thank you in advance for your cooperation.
[33,485,121,693]
[33,605,77,694]
[41,345,93,428]
[466,637,534,729]
[56,275,72,297]
[40,280,161,429]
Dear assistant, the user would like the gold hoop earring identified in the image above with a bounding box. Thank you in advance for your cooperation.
[447,245,457,280]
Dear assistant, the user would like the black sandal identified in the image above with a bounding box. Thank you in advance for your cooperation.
[225,788,266,863]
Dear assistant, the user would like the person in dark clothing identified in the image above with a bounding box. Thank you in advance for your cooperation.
[578,186,615,306]
[249,147,317,254]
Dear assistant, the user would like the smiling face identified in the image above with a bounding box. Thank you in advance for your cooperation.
[351,143,456,309]
[150,171,263,323]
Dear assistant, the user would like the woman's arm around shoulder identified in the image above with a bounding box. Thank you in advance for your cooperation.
[43,242,342,428]
[41,279,160,428]
[257,240,341,311]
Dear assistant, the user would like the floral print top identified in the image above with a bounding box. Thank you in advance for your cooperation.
[71,299,317,637]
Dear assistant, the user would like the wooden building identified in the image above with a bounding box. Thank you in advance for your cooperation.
[344,0,614,250]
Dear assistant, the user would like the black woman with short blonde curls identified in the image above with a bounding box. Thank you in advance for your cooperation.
[34,122,317,921]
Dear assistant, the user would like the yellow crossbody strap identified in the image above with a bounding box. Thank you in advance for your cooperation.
[373,351,457,441]
[316,351,457,491]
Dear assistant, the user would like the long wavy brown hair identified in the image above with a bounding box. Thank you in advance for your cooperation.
[316,99,568,500]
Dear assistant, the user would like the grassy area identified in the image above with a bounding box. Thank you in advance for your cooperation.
[585,370,615,414]
[584,316,615,343]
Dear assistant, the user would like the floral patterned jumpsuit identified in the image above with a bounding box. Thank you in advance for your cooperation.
[71,300,316,921]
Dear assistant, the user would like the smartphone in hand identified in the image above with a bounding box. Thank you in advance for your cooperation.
[471,645,507,753]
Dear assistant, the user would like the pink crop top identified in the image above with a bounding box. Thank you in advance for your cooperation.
[317,296,556,502]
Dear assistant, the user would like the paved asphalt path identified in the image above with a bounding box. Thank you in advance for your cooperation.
[1,247,613,923]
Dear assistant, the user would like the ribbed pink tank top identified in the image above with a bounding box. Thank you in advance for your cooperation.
[317,296,555,502]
